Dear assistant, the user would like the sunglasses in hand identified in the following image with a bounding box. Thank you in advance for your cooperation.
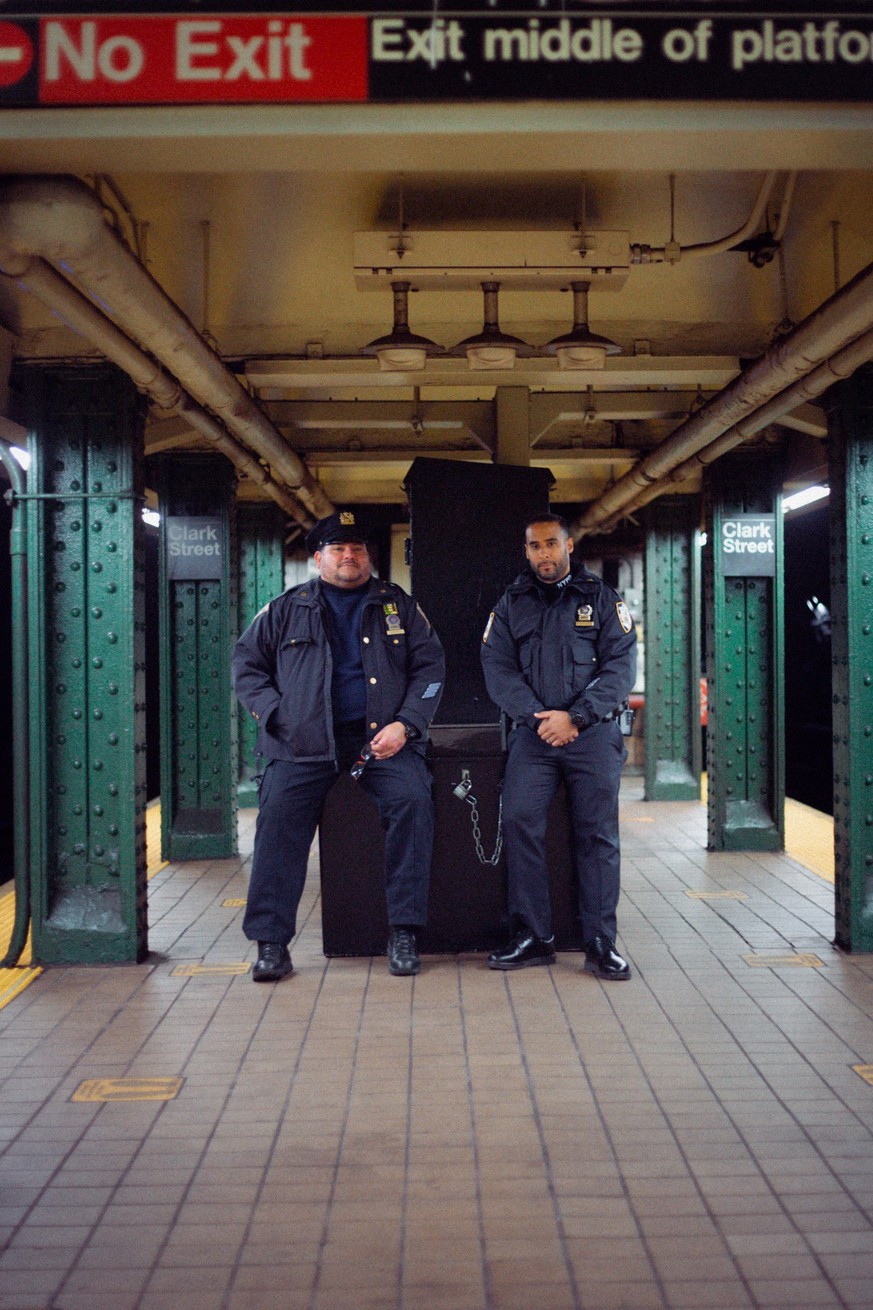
[350,743,373,781]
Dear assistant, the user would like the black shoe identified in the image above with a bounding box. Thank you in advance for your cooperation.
[387,928,420,976]
[252,942,293,982]
[488,930,556,971]
[584,935,630,981]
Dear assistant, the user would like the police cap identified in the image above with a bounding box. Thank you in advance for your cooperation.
[305,510,371,555]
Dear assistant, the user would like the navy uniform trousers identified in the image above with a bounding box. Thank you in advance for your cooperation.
[501,720,627,945]
[243,725,434,946]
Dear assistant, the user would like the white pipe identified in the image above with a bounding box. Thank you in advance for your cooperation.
[5,258,306,520]
[0,174,332,523]
[679,171,777,259]
[634,172,777,264]
[577,255,873,533]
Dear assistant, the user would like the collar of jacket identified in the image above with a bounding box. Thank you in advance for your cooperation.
[508,563,598,597]
[289,576,397,607]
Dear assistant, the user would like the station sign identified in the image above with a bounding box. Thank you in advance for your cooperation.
[166,515,224,580]
[0,6,872,105]
[719,513,777,578]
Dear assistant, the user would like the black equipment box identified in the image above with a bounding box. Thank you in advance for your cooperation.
[318,724,584,957]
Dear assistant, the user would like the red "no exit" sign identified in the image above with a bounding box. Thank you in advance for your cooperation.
[4,14,368,103]
[0,20,34,85]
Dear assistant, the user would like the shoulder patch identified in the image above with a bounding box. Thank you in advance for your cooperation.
[616,600,633,634]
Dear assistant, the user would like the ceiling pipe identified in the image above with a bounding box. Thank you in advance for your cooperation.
[592,323,873,532]
[5,258,308,521]
[576,256,873,535]
[632,172,778,264]
[0,174,332,524]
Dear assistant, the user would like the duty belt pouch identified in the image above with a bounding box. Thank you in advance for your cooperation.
[617,705,634,737]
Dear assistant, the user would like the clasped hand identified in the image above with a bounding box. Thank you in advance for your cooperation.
[535,709,578,748]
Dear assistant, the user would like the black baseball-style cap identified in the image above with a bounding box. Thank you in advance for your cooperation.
[304,510,371,555]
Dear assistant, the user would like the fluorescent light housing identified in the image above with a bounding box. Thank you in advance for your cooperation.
[450,282,534,371]
[9,446,30,470]
[360,281,442,372]
[541,281,621,371]
[782,485,829,513]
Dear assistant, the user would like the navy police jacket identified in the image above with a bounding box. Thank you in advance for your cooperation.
[233,577,445,763]
[480,563,637,730]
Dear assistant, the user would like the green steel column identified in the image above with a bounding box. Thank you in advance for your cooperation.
[15,363,147,964]
[824,368,873,952]
[703,452,784,852]
[643,496,701,801]
[152,455,237,861]
[236,503,285,804]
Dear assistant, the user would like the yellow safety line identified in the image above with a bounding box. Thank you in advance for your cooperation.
[0,888,40,1009]
[700,773,834,884]
[784,797,834,883]
[146,801,168,880]
[0,801,167,1011]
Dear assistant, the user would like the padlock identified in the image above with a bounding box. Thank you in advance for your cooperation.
[453,771,473,801]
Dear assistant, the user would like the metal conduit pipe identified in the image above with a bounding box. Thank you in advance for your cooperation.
[632,172,778,264]
[0,440,29,968]
[6,259,309,522]
[0,174,332,523]
[577,255,873,535]
[592,324,873,533]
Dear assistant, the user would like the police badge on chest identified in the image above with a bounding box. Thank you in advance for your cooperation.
[384,602,405,635]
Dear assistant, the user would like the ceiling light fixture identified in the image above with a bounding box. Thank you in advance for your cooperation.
[782,484,829,513]
[542,281,621,371]
[450,281,535,371]
[360,280,442,372]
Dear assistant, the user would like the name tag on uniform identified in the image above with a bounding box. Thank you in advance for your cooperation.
[575,604,594,628]
[384,602,405,635]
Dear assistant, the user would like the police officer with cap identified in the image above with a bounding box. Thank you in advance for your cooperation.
[233,510,445,980]
[481,513,637,979]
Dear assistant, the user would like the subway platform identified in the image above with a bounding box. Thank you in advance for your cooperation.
[2,782,873,1310]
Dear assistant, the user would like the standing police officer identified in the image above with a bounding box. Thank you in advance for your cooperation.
[233,511,445,981]
[481,514,637,979]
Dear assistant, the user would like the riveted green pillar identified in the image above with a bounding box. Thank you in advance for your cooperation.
[236,502,285,804]
[824,367,873,952]
[703,452,784,851]
[152,455,237,861]
[15,363,147,964]
[643,496,702,801]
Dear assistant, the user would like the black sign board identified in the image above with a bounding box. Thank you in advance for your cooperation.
[0,6,872,104]
[166,515,224,580]
[719,513,777,577]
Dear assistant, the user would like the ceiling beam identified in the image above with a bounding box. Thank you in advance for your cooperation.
[246,355,741,391]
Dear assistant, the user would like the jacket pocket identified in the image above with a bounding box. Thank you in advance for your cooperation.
[569,632,598,695]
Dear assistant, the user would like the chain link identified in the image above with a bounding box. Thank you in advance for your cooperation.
[465,791,503,867]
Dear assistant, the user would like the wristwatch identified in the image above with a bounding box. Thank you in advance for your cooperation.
[398,719,420,740]
[569,712,587,730]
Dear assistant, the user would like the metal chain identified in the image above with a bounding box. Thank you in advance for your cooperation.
[465,791,503,867]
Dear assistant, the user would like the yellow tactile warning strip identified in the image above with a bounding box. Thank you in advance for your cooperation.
[146,800,168,880]
[222,898,247,908]
[700,773,835,884]
[852,1065,873,1087]
[0,800,167,1012]
[71,1076,184,1103]
[0,890,41,1010]
[686,889,749,900]
[743,951,825,968]
[784,796,835,882]
[171,962,251,977]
